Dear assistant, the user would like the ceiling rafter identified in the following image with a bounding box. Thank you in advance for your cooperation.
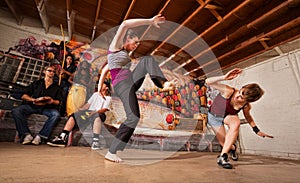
[0,0,299,80]
[157,0,213,67]
[91,0,103,41]
[167,0,255,71]
[205,4,223,10]
[202,35,300,79]
[197,0,223,21]
[66,0,74,40]
[130,0,172,56]
[123,0,137,21]
[274,46,284,55]
[139,0,171,41]
[185,0,299,76]
[34,0,49,33]
[4,0,22,25]
[195,17,300,77]
[259,37,271,49]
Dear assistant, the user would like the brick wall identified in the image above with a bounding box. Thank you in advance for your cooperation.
[228,48,300,160]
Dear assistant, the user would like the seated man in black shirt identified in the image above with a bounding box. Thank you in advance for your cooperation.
[12,65,62,145]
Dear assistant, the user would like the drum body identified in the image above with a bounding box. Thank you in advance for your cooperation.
[66,84,87,116]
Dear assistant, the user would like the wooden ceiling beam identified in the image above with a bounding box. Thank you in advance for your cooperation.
[170,0,255,71]
[194,17,300,77]
[66,0,75,41]
[130,0,171,56]
[185,0,298,76]
[205,4,223,10]
[157,0,213,67]
[91,0,103,41]
[34,0,49,33]
[123,0,136,21]
[4,0,23,25]
[259,39,270,49]
[201,34,300,79]
[139,0,171,41]
[197,0,223,21]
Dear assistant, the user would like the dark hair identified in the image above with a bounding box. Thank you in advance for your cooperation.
[123,29,138,43]
[103,80,112,95]
[242,83,264,102]
[78,60,91,69]
[65,53,75,65]
[103,80,111,91]
[45,65,56,71]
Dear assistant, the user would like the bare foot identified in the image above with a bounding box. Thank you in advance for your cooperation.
[105,152,123,163]
[162,79,178,91]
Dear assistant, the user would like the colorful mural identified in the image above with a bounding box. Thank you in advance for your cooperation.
[3,36,213,126]
[4,36,108,68]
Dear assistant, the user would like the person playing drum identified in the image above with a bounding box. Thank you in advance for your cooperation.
[12,65,62,145]
[66,60,93,116]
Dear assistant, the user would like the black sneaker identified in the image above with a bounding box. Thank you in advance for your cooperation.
[47,136,67,147]
[217,153,233,169]
[91,141,101,150]
[230,144,239,161]
[91,138,101,150]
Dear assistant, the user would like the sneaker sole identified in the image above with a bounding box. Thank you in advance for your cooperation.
[47,142,65,147]
[231,156,239,161]
[91,147,103,150]
[217,163,233,169]
[231,144,239,161]
[22,141,32,145]
[230,152,239,161]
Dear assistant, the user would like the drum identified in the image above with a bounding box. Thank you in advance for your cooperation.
[66,84,87,116]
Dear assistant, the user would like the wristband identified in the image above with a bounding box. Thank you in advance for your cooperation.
[252,126,260,134]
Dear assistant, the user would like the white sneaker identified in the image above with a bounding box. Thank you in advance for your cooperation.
[105,152,123,163]
[32,135,41,145]
[22,134,33,145]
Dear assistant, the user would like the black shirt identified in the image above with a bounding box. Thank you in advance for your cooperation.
[24,78,62,110]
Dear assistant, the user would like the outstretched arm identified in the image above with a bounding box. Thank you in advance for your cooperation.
[243,104,274,138]
[109,14,165,51]
[98,64,109,98]
[205,68,242,95]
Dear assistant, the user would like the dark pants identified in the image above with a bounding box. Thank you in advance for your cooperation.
[109,56,167,153]
[59,81,70,116]
[12,104,60,140]
[71,110,106,131]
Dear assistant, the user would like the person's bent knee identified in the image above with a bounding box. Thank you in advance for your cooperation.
[12,107,23,115]
[99,113,106,122]
[224,115,240,129]
[231,122,240,130]
[51,111,61,121]
[125,116,139,128]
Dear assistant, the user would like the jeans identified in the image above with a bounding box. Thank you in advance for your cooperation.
[12,104,60,140]
[207,112,224,127]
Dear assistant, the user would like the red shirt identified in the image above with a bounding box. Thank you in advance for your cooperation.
[209,89,244,117]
